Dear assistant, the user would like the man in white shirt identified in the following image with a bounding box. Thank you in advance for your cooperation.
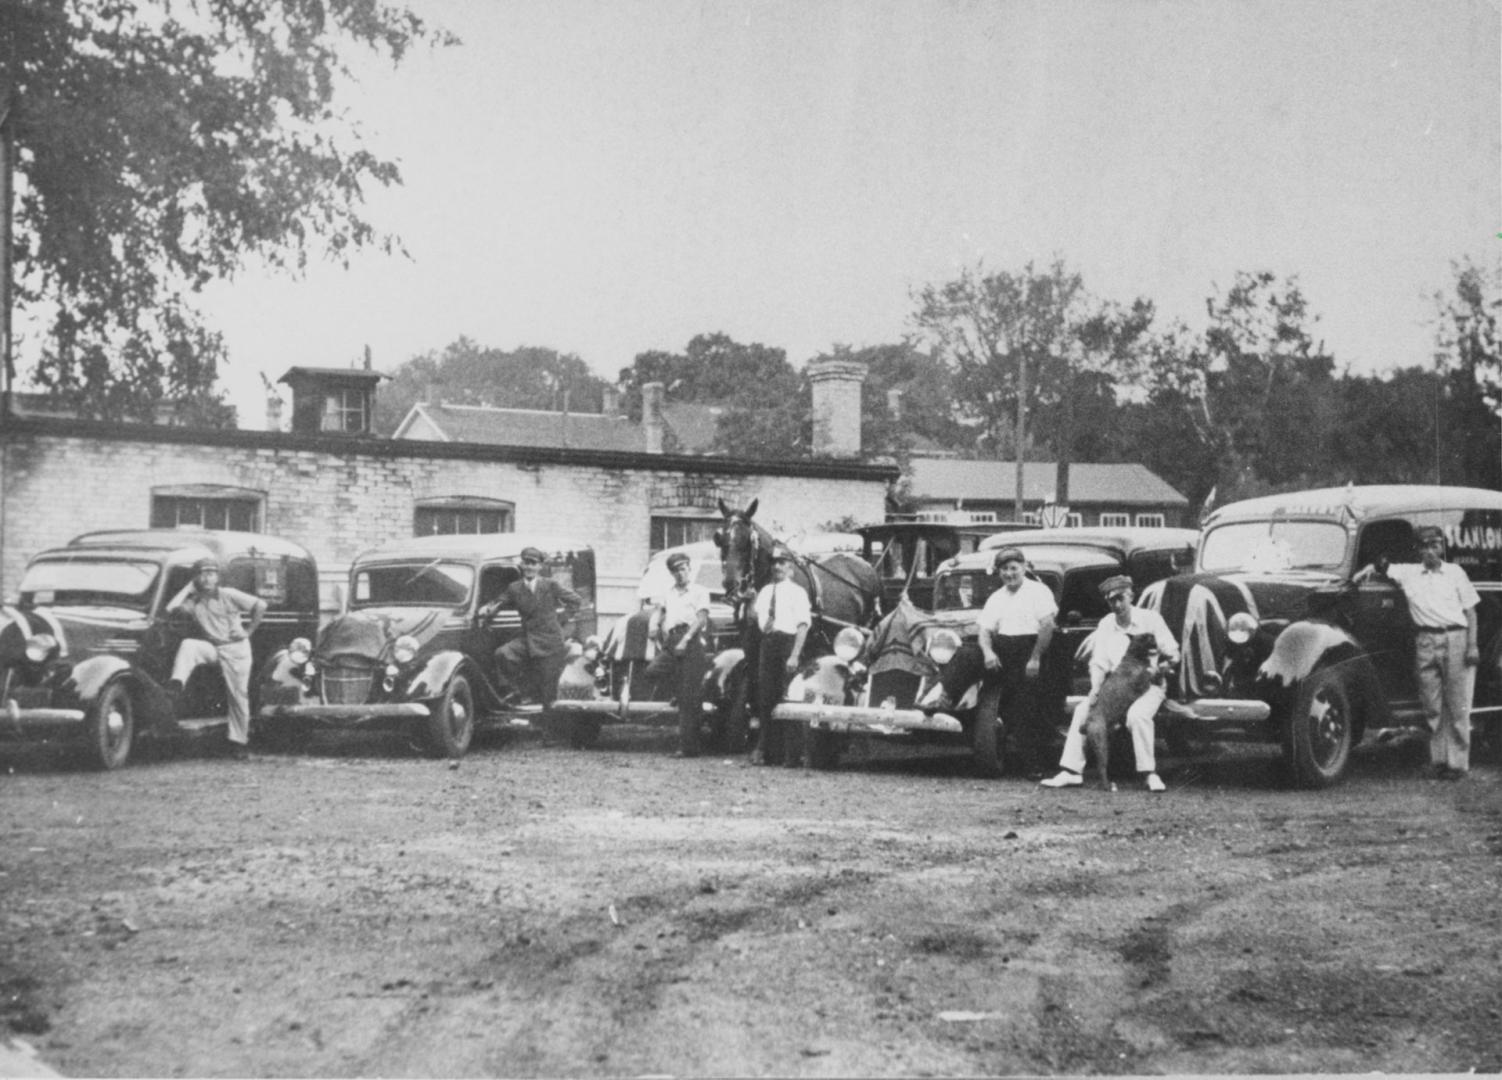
[165,557,266,761]
[752,547,811,766]
[1041,575,1179,792]
[1356,525,1480,779]
[927,547,1057,774]
[644,551,713,758]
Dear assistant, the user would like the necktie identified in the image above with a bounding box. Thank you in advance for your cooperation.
[767,584,777,631]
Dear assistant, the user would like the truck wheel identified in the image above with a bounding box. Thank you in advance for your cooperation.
[257,716,309,753]
[971,693,1004,779]
[808,727,842,770]
[1282,669,1353,788]
[717,669,751,754]
[424,674,475,759]
[569,715,603,750]
[87,678,135,771]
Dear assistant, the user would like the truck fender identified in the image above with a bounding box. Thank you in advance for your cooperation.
[405,651,468,702]
[786,654,852,707]
[258,649,309,706]
[707,647,747,702]
[1257,620,1390,731]
[69,654,137,704]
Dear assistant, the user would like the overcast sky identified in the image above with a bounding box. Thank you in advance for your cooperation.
[195,0,1499,428]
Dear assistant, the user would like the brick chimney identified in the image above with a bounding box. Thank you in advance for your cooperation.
[642,382,665,454]
[602,386,620,417]
[808,357,867,458]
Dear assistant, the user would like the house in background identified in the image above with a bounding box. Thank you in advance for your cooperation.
[899,457,1189,528]
[391,383,723,457]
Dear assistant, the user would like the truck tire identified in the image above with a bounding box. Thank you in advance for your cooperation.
[1282,668,1354,788]
[808,727,842,770]
[86,677,135,771]
[971,691,1004,779]
[424,673,475,759]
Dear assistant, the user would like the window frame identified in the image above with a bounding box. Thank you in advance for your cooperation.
[150,486,263,532]
[414,497,515,536]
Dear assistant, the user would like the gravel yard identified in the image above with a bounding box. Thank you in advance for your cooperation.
[1,724,1499,1077]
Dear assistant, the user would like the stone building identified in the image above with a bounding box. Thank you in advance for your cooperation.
[0,359,894,622]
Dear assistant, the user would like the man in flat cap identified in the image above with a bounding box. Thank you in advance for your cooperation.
[1042,574,1179,792]
[1356,525,1479,779]
[644,550,712,757]
[488,546,584,707]
[752,546,812,765]
[925,546,1057,775]
[165,556,266,760]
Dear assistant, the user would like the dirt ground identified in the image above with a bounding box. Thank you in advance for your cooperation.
[1,720,1499,1079]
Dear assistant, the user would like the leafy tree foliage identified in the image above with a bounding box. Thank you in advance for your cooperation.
[617,332,808,459]
[1429,258,1502,488]
[372,338,611,435]
[3,0,451,422]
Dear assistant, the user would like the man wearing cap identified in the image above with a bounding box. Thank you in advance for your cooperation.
[488,547,585,707]
[925,546,1057,774]
[164,557,266,761]
[1355,525,1479,779]
[644,551,713,757]
[752,547,812,765]
[1041,575,1179,792]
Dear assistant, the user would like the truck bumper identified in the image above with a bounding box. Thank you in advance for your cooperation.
[1064,695,1273,736]
[0,698,87,738]
[258,702,431,723]
[772,701,962,736]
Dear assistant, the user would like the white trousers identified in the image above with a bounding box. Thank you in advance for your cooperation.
[1059,681,1165,774]
[172,638,253,745]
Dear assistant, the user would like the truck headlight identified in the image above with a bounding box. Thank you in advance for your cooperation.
[1227,612,1258,645]
[287,637,312,666]
[833,626,865,662]
[926,627,961,666]
[392,635,419,664]
[24,633,58,664]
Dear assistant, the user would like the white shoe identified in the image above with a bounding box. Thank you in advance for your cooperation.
[1145,772,1166,793]
[1039,770,1082,788]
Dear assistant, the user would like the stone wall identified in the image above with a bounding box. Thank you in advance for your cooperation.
[0,420,894,622]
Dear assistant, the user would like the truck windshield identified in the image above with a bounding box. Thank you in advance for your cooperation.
[1199,521,1348,574]
[17,558,161,610]
[352,561,476,607]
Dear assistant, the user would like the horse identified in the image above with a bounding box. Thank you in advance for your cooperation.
[711,498,882,760]
[714,498,882,651]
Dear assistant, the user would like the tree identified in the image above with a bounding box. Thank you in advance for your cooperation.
[909,259,1154,512]
[1430,258,1502,488]
[4,0,452,422]
[372,338,611,435]
[618,332,808,459]
[1133,271,1337,504]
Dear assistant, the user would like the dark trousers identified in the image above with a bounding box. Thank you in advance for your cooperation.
[644,627,709,755]
[756,630,799,765]
[939,633,1048,769]
[494,639,568,706]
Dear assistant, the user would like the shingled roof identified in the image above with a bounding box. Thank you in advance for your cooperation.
[391,400,723,454]
[908,458,1187,506]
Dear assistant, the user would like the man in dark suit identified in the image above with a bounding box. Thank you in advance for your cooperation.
[487,546,584,706]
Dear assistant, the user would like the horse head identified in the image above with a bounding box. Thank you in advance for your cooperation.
[714,498,766,606]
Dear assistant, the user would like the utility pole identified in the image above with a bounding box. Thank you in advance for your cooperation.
[1014,351,1027,521]
[1,90,14,411]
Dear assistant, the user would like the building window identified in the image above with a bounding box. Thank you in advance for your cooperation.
[1021,511,1041,525]
[1135,513,1166,528]
[1099,513,1131,528]
[322,388,369,434]
[415,497,514,536]
[651,516,720,552]
[151,487,262,532]
[1065,512,1084,527]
